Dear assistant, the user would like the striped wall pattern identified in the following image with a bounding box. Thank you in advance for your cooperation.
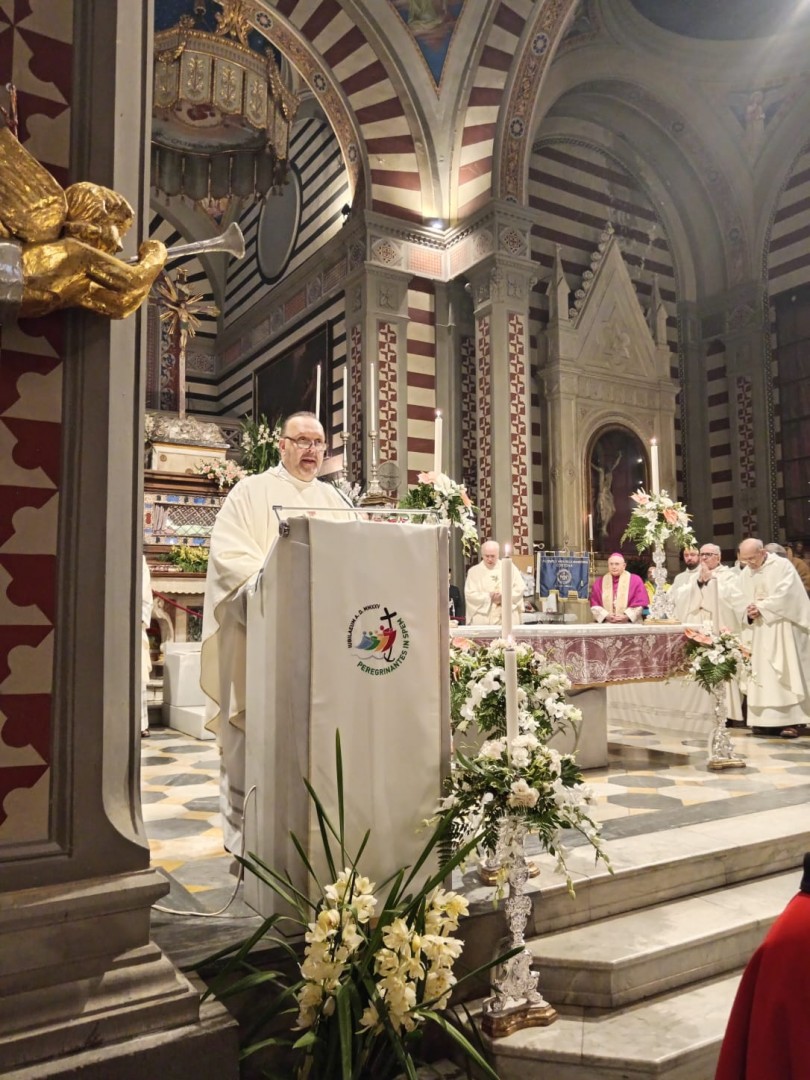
[460,335,478,504]
[147,215,218,341]
[527,139,683,495]
[224,116,350,328]
[456,0,535,218]
[406,280,437,483]
[377,321,399,464]
[766,144,810,536]
[271,0,422,222]
[476,315,493,542]
[192,294,346,424]
[705,339,735,557]
[328,319,348,459]
[508,312,531,553]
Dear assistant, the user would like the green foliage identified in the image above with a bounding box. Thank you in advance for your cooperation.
[201,733,509,1080]
[240,415,281,475]
[164,543,209,574]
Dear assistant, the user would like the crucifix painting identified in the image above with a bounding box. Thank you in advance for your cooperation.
[588,426,647,554]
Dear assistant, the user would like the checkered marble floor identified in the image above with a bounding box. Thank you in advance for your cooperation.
[143,723,810,962]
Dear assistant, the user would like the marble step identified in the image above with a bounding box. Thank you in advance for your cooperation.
[486,970,740,1080]
[525,803,809,934]
[458,805,809,985]
[530,869,795,1009]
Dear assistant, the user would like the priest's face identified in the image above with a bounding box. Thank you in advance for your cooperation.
[607,556,625,577]
[481,543,499,569]
[683,548,700,568]
[280,415,327,481]
[738,541,766,570]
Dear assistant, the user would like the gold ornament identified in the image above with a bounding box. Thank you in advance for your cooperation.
[0,121,167,321]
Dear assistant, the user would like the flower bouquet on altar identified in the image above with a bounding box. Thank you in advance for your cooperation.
[683,626,750,770]
[621,489,695,552]
[399,472,478,555]
[622,490,695,621]
[193,456,247,489]
[239,413,281,475]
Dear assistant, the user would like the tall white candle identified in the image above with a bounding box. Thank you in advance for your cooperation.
[315,363,322,419]
[434,409,443,475]
[342,365,349,435]
[650,437,660,494]
[505,642,519,756]
[369,362,378,432]
[501,544,513,638]
[587,513,594,544]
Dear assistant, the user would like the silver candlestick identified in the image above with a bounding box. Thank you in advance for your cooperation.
[361,429,387,504]
[481,814,557,1038]
[339,430,351,484]
[707,684,746,771]
[647,545,676,622]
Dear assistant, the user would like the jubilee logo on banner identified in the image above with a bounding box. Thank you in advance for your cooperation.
[347,603,410,676]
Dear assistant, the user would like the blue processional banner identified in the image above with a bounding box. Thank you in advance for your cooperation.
[537,553,590,598]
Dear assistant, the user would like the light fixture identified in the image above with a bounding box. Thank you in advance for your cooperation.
[151,1,299,207]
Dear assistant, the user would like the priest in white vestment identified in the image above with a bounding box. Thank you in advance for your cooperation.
[200,412,353,852]
[738,538,810,737]
[590,553,647,623]
[670,546,700,592]
[464,540,525,627]
[672,543,746,721]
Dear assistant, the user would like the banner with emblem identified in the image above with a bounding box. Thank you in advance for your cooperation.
[537,551,590,598]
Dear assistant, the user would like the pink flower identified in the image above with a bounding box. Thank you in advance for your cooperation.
[684,628,713,646]
[418,471,437,485]
[460,488,472,508]
[663,507,679,524]
[631,491,650,505]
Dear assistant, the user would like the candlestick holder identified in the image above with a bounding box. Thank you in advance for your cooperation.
[481,814,557,1038]
[707,684,746,771]
[647,545,677,623]
[338,430,351,484]
[361,429,389,506]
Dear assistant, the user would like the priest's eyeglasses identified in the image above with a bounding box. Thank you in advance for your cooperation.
[286,436,327,450]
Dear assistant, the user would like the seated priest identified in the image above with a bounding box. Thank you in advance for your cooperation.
[200,412,354,855]
[464,540,525,626]
[590,553,647,623]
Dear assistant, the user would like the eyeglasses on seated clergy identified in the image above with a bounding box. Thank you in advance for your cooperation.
[285,436,327,450]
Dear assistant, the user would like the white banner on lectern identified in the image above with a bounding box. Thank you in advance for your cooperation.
[308,518,446,891]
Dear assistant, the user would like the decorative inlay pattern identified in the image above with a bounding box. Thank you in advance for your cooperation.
[349,324,363,480]
[460,336,477,507]
[736,375,756,488]
[377,322,398,462]
[508,312,530,554]
[477,316,493,543]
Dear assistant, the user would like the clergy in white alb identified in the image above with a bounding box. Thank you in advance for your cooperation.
[590,553,647,623]
[200,413,353,852]
[672,543,746,720]
[464,540,525,626]
[670,546,700,592]
[737,538,810,735]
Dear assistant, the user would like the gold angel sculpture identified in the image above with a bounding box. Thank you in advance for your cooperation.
[0,120,167,320]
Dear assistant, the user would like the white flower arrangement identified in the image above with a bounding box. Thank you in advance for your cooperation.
[193,457,247,489]
[399,471,478,555]
[450,638,580,740]
[622,488,696,552]
[440,735,607,889]
[240,413,281,475]
[683,626,751,693]
[442,638,609,887]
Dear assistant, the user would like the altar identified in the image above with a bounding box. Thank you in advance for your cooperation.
[462,624,691,768]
